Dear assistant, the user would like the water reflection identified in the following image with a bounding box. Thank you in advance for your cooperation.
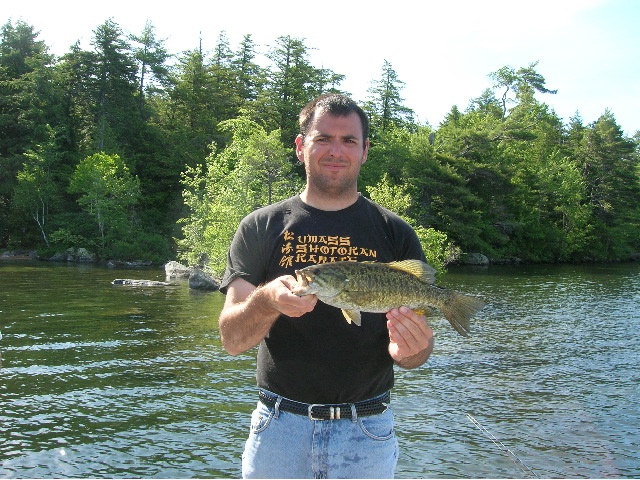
[1,261,639,478]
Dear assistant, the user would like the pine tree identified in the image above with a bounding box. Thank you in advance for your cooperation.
[0,20,61,245]
[130,20,170,117]
[365,60,414,135]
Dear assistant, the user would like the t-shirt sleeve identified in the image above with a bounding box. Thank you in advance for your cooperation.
[399,221,427,263]
[379,204,427,263]
[219,215,265,294]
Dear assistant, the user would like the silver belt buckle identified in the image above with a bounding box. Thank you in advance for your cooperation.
[308,403,324,421]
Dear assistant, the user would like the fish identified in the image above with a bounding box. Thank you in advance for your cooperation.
[293,260,485,336]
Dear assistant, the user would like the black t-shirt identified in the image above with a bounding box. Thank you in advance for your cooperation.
[220,194,426,404]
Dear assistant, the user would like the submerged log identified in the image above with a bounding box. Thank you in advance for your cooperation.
[112,279,171,287]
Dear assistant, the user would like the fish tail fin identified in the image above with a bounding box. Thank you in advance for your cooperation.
[439,293,485,336]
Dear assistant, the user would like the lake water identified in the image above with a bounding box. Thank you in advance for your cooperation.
[1,260,638,478]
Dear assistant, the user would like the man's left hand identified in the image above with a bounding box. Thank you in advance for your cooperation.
[386,307,434,369]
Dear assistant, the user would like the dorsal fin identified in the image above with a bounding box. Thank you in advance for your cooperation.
[386,259,436,284]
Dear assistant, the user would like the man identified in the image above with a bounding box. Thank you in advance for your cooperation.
[219,93,434,478]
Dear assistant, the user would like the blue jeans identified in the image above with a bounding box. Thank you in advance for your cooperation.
[241,390,399,479]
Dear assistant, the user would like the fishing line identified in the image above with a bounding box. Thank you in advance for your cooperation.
[466,412,539,479]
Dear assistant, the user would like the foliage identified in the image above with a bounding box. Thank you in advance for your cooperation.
[489,61,557,119]
[68,152,140,247]
[0,19,62,245]
[178,117,303,275]
[1,18,639,267]
[265,35,345,144]
[364,60,415,135]
[366,175,460,275]
[11,127,61,247]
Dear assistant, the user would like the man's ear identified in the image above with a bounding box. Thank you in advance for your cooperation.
[295,134,305,162]
[361,138,370,165]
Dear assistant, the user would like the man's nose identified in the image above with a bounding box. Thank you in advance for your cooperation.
[327,139,342,157]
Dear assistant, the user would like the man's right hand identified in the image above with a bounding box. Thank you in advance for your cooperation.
[218,276,317,355]
[270,275,318,317]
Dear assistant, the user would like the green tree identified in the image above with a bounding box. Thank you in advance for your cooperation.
[0,19,62,245]
[495,91,571,261]
[68,152,140,247]
[468,88,503,118]
[56,19,140,155]
[265,35,345,144]
[178,117,302,274]
[365,60,415,135]
[232,34,265,102]
[130,20,170,116]
[488,61,557,119]
[57,42,99,153]
[574,111,640,259]
[436,105,514,255]
[163,45,220,163]
[91,19,140,152]
[208,31,243,131]
[11,128,61,247]
[366,174,460,274]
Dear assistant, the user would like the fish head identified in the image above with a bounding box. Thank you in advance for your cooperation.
[293,268,317,296]
[295,268,309,286]
[293,264,344,297]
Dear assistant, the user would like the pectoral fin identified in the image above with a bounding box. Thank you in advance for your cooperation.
[341,309,362,326]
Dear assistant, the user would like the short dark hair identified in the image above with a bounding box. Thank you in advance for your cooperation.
[299,94,369,141]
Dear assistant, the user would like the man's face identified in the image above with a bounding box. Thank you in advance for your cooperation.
[295,110,369,198]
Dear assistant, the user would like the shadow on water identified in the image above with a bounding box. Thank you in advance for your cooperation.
[1,261,639,478]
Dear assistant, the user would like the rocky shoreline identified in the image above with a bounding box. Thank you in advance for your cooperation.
[1,250,39,260]
[1,250,219,291]
[3,248,639,270]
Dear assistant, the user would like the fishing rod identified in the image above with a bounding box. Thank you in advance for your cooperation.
[466,412,539,479]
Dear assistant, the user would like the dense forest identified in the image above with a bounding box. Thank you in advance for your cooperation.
[1,18,639,275]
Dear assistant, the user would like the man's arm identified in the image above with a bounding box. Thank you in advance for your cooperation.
[386,307,435,369]
[218,275,317,356]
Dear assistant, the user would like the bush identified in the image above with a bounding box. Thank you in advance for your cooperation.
[107,230,173,263]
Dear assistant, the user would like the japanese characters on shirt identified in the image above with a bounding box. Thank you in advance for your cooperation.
[278,229,378,269]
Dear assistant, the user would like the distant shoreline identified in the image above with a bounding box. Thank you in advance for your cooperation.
[0,251,37,261]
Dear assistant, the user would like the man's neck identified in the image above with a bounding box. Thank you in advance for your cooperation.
[300,188,360,211]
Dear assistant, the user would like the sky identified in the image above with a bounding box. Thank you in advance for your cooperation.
[3,0,639,135]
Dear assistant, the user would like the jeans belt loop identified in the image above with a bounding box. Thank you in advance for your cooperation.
[274,395,282,419]
[350,403,358,422]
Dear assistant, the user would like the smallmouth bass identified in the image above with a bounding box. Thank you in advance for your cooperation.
[293,260,485,336]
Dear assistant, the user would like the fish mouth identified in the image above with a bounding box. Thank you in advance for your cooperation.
[295,270,309,286]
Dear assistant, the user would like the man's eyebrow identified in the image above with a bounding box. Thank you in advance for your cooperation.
[315,132,359,140]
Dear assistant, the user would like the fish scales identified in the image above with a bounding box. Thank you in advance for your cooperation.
[330,263,436,309]
[293,260,485,336]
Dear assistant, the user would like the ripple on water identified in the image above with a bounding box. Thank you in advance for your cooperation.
[1,263,639,478]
